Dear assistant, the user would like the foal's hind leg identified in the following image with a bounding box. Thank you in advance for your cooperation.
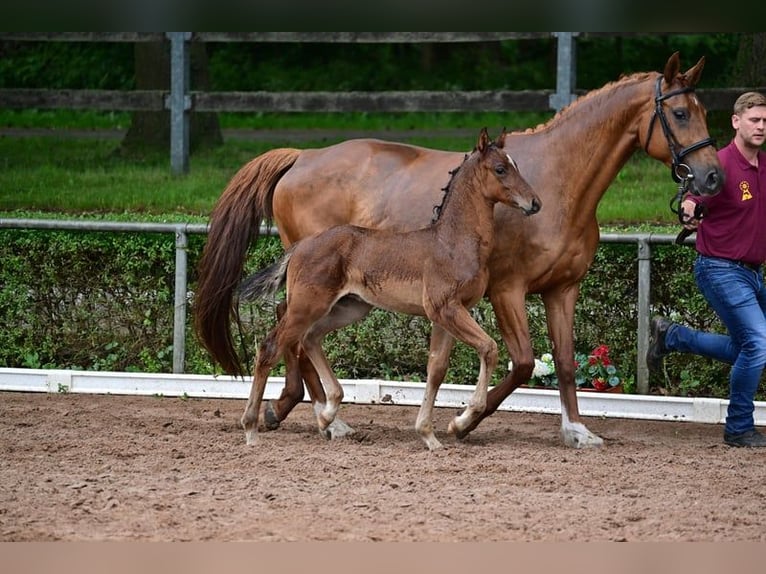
[415,324,455,451]
[268,297,372,438]
[300,326,346,437]
[263,302,305,431]
[241,328,288,445]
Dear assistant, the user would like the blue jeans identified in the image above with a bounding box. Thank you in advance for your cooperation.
[664,255,766,435]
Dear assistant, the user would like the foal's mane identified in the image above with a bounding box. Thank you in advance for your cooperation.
[431,142,496,224]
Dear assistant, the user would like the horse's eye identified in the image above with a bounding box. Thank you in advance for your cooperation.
[673,109,689,121]
[495,165,507,175]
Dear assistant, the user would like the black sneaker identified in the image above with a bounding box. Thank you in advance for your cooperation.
[724,429,766,448]
[646,316,672,372]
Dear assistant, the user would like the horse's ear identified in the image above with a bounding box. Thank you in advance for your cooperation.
[477,127,490,153]
[663,51,681,85]
[495,127,508,148]
[683,56,706,88]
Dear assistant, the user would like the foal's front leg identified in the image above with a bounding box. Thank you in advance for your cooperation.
[429,305,498,438]
[415,324,455,451]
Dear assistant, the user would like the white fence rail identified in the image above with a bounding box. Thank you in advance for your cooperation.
[2,367,764,427]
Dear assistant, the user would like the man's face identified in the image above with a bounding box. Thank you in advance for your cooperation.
[733,104,766,148]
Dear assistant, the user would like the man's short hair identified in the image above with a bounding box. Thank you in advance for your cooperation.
[734,92,766,115]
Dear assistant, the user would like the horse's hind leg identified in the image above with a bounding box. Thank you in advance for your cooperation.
[415,324,455,451]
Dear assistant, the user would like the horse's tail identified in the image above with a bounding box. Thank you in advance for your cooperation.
[194,147,301,377]
[238,247,294,303]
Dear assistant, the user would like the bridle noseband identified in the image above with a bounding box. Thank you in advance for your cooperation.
[644,75,716,187]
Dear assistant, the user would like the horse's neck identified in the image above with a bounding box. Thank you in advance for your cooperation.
[522,75,655,222]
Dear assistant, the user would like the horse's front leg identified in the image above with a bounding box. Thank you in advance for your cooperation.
[543,288,604,448]
[451,288,534,439]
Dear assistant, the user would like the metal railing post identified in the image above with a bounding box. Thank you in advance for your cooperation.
[167,32,191,175]
[549,32,578,111]
[636,238,652,394]
[173,226,189,373]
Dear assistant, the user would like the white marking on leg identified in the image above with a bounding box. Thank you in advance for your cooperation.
[559,398,604,449]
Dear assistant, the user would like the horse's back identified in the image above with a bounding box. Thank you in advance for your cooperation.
[273,139,465,244]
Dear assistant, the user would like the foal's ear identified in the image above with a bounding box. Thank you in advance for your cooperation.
[477,127,490,153]
[683,56,705,88]
[663,51,681,85]
[494,128,508,148]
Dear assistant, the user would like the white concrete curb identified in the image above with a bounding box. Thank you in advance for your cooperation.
[2,367,764,426]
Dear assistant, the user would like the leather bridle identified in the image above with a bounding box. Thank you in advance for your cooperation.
[644,75,716,188]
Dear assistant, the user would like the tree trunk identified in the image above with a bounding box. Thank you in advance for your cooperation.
[733,33,766,86]
[121,40,222,154]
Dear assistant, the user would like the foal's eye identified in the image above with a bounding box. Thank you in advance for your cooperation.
[673,109,689,122]
[494,165,507,175]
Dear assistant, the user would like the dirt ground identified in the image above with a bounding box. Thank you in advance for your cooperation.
[2,390,766,542]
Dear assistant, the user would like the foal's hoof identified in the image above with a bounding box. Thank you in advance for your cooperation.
[263,401,282,431]
[447,418,465,439]
[322,417,355,440]
[244,428,258,446]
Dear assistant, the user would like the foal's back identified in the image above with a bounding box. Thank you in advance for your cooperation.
[287,223,458,317]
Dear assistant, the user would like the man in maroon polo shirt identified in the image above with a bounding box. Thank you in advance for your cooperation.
[647,91,766,447]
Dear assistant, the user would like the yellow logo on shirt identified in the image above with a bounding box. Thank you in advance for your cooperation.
[740,181,753,201]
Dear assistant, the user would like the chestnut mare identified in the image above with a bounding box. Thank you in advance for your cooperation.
[195,53,723,448]
[236,128,541,450]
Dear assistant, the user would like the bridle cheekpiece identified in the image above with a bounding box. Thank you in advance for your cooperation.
[644,75,716,187]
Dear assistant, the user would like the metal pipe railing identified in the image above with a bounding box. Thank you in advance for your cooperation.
[0,218,690,389]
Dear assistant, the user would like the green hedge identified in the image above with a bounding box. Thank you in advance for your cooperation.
[0,227,753,399]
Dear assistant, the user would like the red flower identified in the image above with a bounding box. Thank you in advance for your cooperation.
[593,378,609,391]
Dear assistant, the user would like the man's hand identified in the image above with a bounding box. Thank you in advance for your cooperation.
[680,198,703,230]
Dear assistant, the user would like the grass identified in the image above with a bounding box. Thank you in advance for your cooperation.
[0,109,685,229]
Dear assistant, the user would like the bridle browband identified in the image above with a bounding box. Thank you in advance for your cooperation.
[644,75,716,187]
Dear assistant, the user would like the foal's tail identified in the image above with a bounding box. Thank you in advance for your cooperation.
[194,148,301,377]
[238,248,293,303]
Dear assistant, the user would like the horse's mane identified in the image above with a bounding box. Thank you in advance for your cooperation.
[520,71,656,135]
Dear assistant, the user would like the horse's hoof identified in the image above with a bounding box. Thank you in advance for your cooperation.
[561,423,604,449]
[263,401,282,431]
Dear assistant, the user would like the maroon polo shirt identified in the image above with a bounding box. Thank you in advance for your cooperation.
[692,140,766,266]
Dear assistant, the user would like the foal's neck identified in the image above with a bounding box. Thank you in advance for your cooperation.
[432,169,495,240]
